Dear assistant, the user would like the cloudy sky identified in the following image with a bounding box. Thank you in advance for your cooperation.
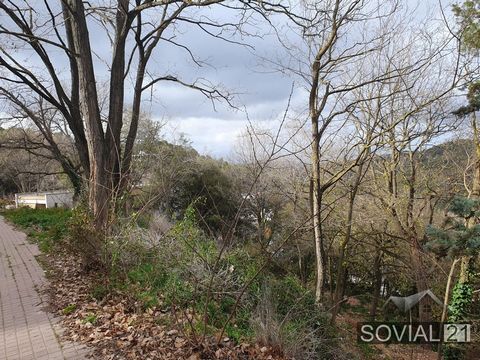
[0,0,453,158]
[129,0,448,158]
[135,6,301,158]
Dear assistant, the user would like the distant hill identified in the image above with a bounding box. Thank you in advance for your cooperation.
[422,138,474,163]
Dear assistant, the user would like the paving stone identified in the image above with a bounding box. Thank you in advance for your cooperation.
[0,216,90,359]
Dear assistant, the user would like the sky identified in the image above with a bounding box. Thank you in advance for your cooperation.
[135,5,300,158]
[130,0,453,158]
[0,0,457,159]
[0,1,300,158]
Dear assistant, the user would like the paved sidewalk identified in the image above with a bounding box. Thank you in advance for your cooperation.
[0,216,89,359]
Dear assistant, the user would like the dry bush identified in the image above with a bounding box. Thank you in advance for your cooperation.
[251,284,282,348]
[149,211,173,238]
[251,277,354,360]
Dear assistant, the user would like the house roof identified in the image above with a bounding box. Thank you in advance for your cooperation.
[16,190,73,197]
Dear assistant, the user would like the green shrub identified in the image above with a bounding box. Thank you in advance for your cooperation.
[67,206,105,270]
[272,275,315,317]
[106,205,265,343]
[3,208,71,252]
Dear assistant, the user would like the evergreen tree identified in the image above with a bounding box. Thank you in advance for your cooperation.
[426,197,480,359]
[452,0,480,116]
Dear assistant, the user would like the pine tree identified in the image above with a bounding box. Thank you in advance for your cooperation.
[426,196,480,359]
[452,0,480,116]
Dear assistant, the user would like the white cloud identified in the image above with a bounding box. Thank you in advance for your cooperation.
[162,117,249,158]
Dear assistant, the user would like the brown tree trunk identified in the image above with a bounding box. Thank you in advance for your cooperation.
[65,0,109,228]
[410,237,430,321]
[369,248,383,320]
[105,0,131,193]
[62,1,90,179]
[121,61,146,186]
[121,6,180,190]
[331,162,364,323]
[330,216,351,321]
[437,258,460,360]
[405,151,430,321]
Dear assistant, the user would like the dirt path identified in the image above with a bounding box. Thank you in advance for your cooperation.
[0,216,89,359]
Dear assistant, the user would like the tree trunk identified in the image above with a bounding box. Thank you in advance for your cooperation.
[369,248,383,320]
[121,62,146,186]
[62,2,90,180]
[331,162,363,323]
[404,150,430,321]
[410,237,431,321]
[65,0,109,228]
[328,255,335,305]
[437,258,460,360]
[105,0,131,193]
[311,120,325,303]
[331,228,349,321]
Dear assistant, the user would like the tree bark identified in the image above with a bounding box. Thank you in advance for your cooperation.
[369,247,383,320]
[437,258,460,360]
[331,161,364,323]
[65,0,109,228]
[311,114,325,304]
[62,2,90,179]
[410,237,431,321]
[105,0,132,192]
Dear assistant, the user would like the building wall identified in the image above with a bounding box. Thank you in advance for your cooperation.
[15,192,74,209]
[45,193,73,208]
[16,194,47,209]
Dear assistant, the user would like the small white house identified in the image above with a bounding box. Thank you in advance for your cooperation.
[15,191,74,209]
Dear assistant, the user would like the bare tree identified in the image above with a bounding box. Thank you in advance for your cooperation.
[0,0,256,228]
[367,62,460,320]
[266,0,415,303]
[0,127,68,193]
[0,96,83,193]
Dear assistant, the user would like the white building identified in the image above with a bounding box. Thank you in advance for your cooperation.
[15,191,74,209]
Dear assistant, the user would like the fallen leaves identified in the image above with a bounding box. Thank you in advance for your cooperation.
[41,251,284,359]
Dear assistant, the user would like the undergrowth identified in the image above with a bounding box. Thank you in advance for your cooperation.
[2,207,71,252]
[2,205,347,359]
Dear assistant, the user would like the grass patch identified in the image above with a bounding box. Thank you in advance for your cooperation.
[62,303,77,315]
[2,207,71,252]
[83,313,97,324]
